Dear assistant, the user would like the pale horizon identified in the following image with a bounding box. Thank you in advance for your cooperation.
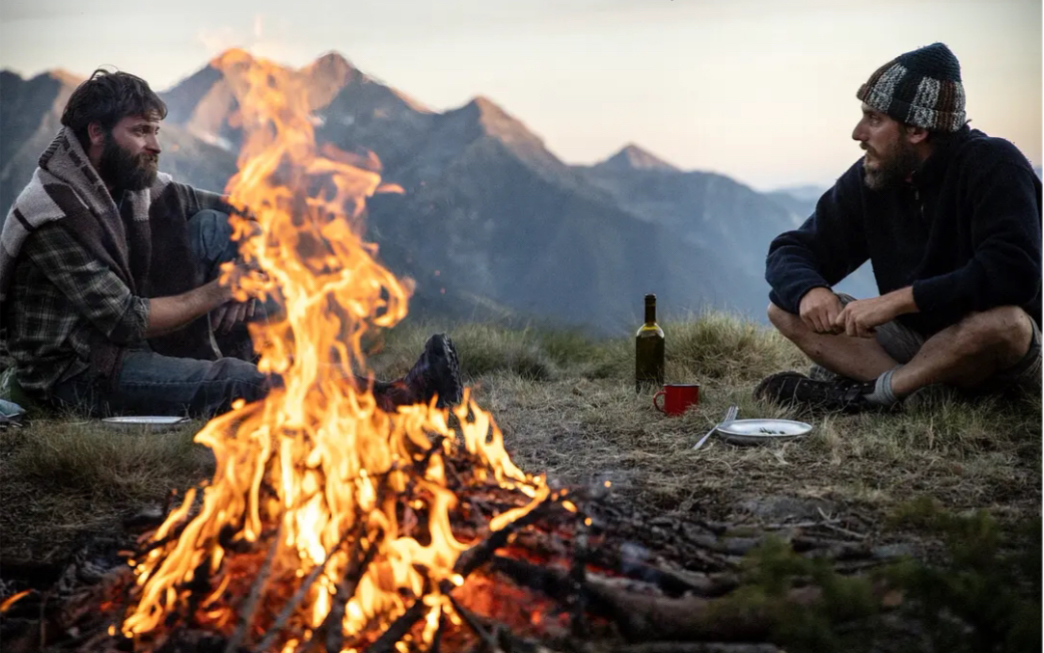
[1,0,1040,192]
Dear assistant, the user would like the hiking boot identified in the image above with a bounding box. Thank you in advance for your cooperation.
[753,371,876,413]
[809,364,841,383]
[402,334,463,408]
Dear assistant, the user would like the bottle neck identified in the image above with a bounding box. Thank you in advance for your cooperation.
[644,302,656,324]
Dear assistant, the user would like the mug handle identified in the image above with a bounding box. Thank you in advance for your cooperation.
[654,389,667,413]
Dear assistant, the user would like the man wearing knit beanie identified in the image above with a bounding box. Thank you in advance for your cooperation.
[756,42,1042,413]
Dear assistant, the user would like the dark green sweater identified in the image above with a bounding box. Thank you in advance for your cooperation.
[766,127,1042,336]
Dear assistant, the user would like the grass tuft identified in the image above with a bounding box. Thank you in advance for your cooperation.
[663,311,807,383]
[5,420,211,500]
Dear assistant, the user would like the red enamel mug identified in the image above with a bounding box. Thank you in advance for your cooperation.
[653,384,700,416]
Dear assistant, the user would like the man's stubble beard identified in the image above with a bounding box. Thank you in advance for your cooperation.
[99,133,158,192]
[862,135,920,191]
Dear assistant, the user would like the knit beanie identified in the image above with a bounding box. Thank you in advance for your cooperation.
[856,42,966,132]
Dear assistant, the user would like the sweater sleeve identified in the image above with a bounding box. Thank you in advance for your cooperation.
[911,159,1042,321]
[765,162,870,314]
[171,182,236,217]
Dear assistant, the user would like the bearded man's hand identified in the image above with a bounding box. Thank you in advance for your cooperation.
[211,299,256,334]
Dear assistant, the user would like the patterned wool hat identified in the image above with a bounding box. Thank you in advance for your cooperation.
[856,42,967,132]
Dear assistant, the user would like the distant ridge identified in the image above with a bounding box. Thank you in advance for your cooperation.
[769,184,827,202]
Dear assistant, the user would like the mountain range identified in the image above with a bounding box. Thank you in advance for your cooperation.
[0,50,877,333]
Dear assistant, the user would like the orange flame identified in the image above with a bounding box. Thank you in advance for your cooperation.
[121,50,544,649]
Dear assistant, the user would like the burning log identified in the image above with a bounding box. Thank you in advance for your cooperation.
[361,594,429,653]
[317,521,383,652]
[224,524,282,653]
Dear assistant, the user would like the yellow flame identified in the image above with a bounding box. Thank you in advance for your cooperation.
[122,50,544,649]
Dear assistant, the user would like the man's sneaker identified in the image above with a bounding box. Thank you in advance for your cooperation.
[402,334,463,408]
[753,371,876,413]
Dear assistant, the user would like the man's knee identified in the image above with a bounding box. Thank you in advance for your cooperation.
[209,357,269,397]
[767,302,803,336]
[189,357,272,418]
[188,208,231,235]
[952,306,1033,362]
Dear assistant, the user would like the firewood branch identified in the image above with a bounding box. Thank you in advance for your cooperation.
[490,555,821,643]
[224,523,283,653]
[362,596,428,653]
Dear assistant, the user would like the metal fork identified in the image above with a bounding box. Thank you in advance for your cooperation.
[692,405,738,451]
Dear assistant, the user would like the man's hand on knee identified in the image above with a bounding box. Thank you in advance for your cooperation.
[799,287,844,334]
[834,288,918,339]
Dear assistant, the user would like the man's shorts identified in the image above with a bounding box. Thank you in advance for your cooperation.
[836,293,1042,393]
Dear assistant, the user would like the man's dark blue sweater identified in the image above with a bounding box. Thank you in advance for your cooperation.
[766,127,1042,337]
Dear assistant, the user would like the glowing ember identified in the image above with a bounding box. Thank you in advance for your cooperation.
[120,50,546,650]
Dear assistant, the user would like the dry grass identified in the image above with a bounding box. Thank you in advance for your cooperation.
[0,418,212,561]
[1,312,1040,566]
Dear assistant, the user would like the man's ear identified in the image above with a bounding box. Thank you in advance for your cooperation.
[87,122,107,148]
[905,125,930,145]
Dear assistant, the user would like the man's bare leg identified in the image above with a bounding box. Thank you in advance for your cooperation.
[889,307,1033,397]
[767,303,898,382]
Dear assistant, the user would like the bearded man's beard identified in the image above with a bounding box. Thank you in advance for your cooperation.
[99,134,158,192]
[862,135,919,191]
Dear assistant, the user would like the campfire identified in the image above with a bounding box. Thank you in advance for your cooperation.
[99,50,569,651]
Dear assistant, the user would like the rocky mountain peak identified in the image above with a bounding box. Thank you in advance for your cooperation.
[598,144,679,172]
[310,51,352,69]
[48,69,83,87]
[464,96,544,146]
[303,51,358,86]
[209,47,256,71]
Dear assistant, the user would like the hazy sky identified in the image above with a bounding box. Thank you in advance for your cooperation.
[1,0,1040,190]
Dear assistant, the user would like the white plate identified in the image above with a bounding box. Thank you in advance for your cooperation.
[715,418,812,445]
[101,416,190,432]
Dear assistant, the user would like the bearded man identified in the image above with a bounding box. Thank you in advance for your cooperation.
[756,42,1042,412]
[0,69,461,417]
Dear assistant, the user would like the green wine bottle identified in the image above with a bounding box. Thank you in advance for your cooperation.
[635,294,665,393]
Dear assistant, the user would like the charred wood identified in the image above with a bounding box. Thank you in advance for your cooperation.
[362,597,427,653]
[449,594,503,652]
[584,549,739,598]
[490,555,823,643]
[223,523,283,653]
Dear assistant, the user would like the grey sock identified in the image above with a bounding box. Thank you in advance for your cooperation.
[864,366,901,407]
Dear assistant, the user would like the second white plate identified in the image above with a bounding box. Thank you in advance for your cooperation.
[716,418,812,445]
[101,416,190,432]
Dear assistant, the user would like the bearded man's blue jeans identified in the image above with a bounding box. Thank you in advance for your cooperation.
[51,210,272,418]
